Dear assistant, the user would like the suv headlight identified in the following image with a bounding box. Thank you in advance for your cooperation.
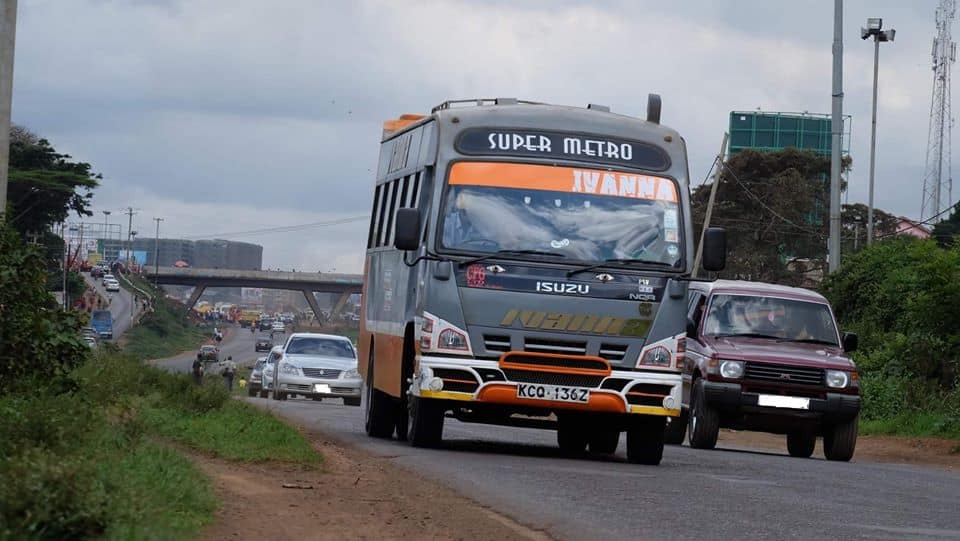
[280,363,300,375]
[825,370,849,388]
[719,360,745,379]
[343,368,360,379]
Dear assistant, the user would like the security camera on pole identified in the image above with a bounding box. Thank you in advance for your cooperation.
[862,18,896,245]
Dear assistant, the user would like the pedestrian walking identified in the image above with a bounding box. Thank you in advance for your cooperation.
[192,353,204,385]
[220,356,237,391]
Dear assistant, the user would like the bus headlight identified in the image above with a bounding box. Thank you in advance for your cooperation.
[826,370,849,389]
[438,328,468,351]
[639,346,671,367]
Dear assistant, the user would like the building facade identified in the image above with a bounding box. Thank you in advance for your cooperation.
[130,238,262,270]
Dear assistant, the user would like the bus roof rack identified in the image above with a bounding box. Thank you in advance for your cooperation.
[431,98,544,113]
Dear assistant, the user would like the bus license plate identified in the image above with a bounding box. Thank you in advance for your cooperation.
[516,383,589,403]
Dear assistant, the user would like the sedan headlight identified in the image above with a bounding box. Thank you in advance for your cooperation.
[280,363,300,375]
[825,369,849,389]
[343,368,360,379]
[719,360,745,379]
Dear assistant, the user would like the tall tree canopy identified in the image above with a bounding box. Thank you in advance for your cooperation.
[931,203,960,247]
[7,125,100,234]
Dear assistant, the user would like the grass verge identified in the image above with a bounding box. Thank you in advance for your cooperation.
[121,282,209,360]
[0,352,321,540]
[860,412,960,441]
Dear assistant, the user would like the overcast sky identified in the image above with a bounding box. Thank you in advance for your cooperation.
[11,0,948,272]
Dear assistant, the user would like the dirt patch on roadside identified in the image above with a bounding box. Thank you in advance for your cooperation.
[717,429,959,470]
[194,436,551,541]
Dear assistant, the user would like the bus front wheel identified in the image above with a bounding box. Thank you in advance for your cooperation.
[407,395,444,448]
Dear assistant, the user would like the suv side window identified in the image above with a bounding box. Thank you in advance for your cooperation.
[688,292,706,335]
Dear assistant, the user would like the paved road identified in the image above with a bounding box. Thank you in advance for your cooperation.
[150,329,960,540]
[82,272,138,338]
[154,324,270,372]
[257,397,960,541]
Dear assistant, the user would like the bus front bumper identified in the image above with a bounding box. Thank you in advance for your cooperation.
[413,355,681,417]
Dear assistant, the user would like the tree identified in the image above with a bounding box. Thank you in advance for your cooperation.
[840,203,898,251]
[931,202,960,247]
[7,125,100,235]
[692,148,851,285]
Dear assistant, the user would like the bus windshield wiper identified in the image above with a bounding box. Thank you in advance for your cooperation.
[566,258,674,278]
[776,337,838,346]
[459,249,567,267]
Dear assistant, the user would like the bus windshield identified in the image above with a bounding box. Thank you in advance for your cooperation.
[440,162,682,266]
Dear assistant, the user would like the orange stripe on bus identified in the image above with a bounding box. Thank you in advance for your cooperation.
[448,162,678,203]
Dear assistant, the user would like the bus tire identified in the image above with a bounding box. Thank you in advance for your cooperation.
[688,379,719,450]
[407,395,444,448]
[557,415,588,456]
[364,352,396,439]
[626,416,666,465]
[787,432,816,458]
[664,411,688,445]
[823,416,858,462]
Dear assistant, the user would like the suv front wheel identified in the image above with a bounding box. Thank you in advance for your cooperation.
[823,416,858,462]
[688,379,720,450]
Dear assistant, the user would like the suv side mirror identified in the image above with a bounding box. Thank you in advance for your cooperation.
[842,332,858,353]
[394,208,421,251]
[701,227,727,272]
[686,316,698,338]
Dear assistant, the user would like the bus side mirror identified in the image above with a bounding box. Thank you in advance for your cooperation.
[842,332,858,353]
[394,208,421,251]
[701,227,727,272]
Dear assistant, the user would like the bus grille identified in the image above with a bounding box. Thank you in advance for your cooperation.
[483,334,511,353]
[625,383,673,406]
[502,369,604,388]
[433,368,480,393]
[744,362,824,386]
[598,343,628,362]
[523,337,587,356]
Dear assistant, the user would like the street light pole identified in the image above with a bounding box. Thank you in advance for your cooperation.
[102,210,111,260]
[862,18,895,245]
[829,0,844,273]
[153,217,163,286]
[0,0,16,219]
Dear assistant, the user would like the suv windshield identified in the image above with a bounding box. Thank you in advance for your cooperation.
[285,337,355,358]
[703,294,839,346]
[440,162,682,266]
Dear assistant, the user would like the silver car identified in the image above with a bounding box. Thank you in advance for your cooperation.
[270,333,361,406]
[247,357,268,397]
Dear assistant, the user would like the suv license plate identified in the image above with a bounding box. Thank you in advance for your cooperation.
[516,383,589,403]
[757,394,810,410]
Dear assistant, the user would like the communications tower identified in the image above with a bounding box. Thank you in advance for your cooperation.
[921,0,957,222]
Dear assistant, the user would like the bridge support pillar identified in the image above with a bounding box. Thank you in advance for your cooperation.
[301,289,325,324]
[185,284,207,311]
[330,291,352,320]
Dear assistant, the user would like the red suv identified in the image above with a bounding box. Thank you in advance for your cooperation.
[667,280,860,461]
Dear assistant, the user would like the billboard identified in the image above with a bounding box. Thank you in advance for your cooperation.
[729,111,851,156]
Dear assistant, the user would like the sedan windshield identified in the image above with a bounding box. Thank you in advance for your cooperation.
[285,337,355,358]
[703,294,839,346]
[440,162,682,266]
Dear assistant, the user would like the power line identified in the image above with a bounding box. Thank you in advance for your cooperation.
[179,215,369,240]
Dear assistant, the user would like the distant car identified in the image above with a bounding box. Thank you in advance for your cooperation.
[199,345,219,362]
[259,318,274,331]
[83,336,98,349]
[261,346,283,397]
[102,273,115,283]
[270,333,361,405]
[90,267,104,278]
[247,358,268,397]
[254,337,272,352]
[104,279,120,292]
[271,321,286,333]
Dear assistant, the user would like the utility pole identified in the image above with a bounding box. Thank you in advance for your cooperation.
[0,0,17,218]
[829,0,844,273]
[102,209,111,260]
[153,217,163,286]
[61,222,68,310]
[692,132,728,277]
[124,206,135,266]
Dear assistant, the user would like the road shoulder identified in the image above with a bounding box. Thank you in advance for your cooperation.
[195,424,552,541]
